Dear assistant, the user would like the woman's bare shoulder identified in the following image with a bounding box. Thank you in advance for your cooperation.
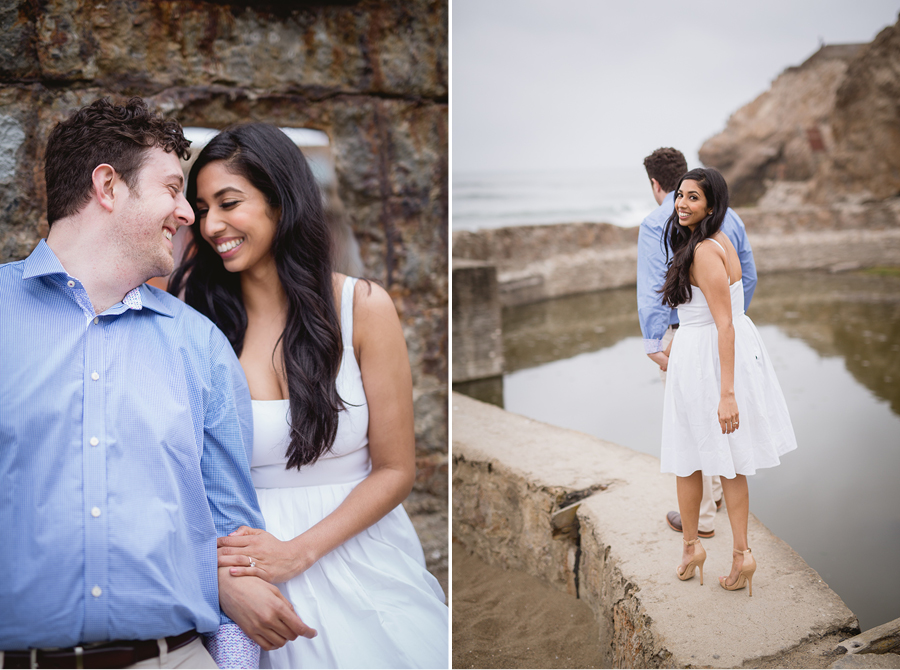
[353,279,397,318]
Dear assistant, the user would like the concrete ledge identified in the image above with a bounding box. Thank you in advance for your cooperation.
[452,212,900,307]
[452,392,860,668]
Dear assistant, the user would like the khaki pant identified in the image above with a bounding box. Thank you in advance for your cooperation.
[0,636,217,670]
[126,637,218,669]
[661,326,722,534]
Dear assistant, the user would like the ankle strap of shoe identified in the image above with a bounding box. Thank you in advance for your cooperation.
[684,537,702,546]
[733,548,751,555]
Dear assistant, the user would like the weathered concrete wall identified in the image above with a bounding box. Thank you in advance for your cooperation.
[451,259,503,383]
[453,392,861,668]
[0,0,447,587]
[452,222,639,306]
[451,201,900,308]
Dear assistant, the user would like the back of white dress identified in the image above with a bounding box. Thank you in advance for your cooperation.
[660,251,797,478]
[252,277,448,669]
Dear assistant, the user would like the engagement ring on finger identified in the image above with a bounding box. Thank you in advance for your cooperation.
[249,558,256,568]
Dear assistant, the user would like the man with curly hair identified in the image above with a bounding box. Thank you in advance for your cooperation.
[638,147,758,540]
[0,98,314,668]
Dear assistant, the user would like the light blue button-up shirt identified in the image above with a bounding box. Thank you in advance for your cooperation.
[637,191,758,354]
[0,240,263,649]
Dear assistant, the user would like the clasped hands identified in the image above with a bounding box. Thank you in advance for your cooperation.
[218,526,317,651]
[648,350,669,372]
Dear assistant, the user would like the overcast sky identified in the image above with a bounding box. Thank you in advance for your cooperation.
[452,0,899,173]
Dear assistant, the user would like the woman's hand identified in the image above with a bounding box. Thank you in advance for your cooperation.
[647,351,669,372]
[218,527,311,584]
[718,393,740,434]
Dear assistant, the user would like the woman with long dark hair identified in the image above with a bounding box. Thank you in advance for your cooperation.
[658,168,796,595]
[170,123,447,668]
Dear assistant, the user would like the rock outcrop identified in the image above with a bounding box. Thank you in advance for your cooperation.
[810,16,900,204]
[698,43,863,207]
[0,0,447,589]
[700,12,900,209]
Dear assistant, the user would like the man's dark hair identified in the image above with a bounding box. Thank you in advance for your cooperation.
[643,147,688,193]
[44,97,191,226]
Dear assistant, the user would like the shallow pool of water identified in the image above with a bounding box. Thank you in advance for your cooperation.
[455,269,900,631]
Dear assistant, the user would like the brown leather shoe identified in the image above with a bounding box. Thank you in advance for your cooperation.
[666,511,715,538]
[716,497,723,510]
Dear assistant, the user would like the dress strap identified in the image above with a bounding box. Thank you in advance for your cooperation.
[702,237,731,283]
[340,276,357,350]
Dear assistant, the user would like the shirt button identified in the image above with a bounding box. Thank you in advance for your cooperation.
[93,317,99,325]
[67,280,75,288]
[91,372,100,381]
[92,585,102,597]
[90,437,99,446]
[91,507,101,517]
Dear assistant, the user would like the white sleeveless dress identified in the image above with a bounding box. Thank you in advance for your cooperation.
[251,277,448,669]
[660,241,797,477]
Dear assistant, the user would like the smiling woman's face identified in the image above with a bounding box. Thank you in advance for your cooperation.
[674,179,711,230]
[195,160,279,275]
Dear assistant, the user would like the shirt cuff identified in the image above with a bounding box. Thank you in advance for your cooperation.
[644,338,663,354]
[202,623,261,669]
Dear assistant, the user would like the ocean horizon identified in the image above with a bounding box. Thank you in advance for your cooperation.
[452,165,659,232]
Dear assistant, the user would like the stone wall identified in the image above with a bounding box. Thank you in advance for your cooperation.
[452,222,639,306]
[453,392,861,668]
[451,202,900,309]
[0,0,448,588]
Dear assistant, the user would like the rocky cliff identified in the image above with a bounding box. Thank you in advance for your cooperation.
[698,43,862,206]
[0,0,447,587]
[810,15,900,204]
[699,12,900,209]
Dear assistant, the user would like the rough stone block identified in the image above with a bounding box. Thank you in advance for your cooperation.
[451,259,503,382]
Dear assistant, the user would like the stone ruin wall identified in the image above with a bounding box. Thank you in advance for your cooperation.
[0,0,448,587]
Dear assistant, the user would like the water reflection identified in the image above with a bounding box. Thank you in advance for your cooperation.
[456,269,900,631]
[748,271,900,415]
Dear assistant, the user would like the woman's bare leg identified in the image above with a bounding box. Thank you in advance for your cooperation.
[676,471,703,573]
[719,474,750,585]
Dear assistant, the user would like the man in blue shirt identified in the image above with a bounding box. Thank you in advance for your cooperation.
[0,98,314,668]
[637,147,758,539]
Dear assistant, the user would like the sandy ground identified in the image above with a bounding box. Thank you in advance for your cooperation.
[451,540,605,669]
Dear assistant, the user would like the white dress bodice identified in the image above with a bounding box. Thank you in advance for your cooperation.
[250,277,371,488]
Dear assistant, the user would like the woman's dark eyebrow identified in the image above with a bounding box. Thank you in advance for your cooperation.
[213,186,245,199]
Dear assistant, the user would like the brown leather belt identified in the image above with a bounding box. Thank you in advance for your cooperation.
[3,630,198,669]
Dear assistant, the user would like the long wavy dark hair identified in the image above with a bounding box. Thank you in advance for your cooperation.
[169,123,344,469]
[660,167,730,308]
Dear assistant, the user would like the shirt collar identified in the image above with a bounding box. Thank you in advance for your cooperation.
[22,239,174,318]
[21,239,67,280]
[138,285,175,318]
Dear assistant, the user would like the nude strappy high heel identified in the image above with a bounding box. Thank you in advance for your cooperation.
[719,548,756,596]
[676,537,706,584]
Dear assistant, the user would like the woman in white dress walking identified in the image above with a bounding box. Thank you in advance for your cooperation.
[658,168,797,595]
[170,123,448,667]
